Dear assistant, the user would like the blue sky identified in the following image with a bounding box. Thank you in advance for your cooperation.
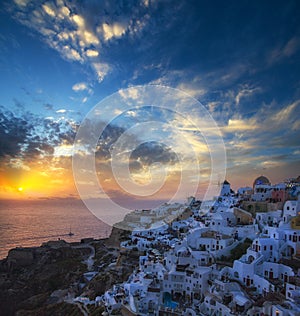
[0,0,300,203]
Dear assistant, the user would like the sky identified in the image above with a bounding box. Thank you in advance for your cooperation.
[0,0,300,210]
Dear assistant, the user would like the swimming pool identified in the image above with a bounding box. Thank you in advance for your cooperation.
[163,292,178,309]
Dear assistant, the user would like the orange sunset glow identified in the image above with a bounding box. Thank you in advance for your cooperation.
[0,0,299,206]
[0,155,75,199]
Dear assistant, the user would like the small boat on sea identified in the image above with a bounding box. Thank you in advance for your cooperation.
[68,226,74,236]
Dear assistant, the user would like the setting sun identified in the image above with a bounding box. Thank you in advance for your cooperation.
[18,187,23,192]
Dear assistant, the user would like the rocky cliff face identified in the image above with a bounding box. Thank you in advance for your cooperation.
[104,226,130,248]
[0,243,89,315]
[0,228,137,315]
[7,248,35,267]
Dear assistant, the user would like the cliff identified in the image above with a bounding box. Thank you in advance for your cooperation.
[0,227,136,315]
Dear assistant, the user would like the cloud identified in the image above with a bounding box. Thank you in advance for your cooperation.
[72,82,89,92]
[176,82,207,99]
[222,99,300,180]
[129,142,178,172]
[61,45,82,62]
[101,23,126,41]
[118,87,140,101]
[7,0,158,84]
[13,0,29,7]
[92,62,110,82]
[4,0,300,195]
[0,104,80,198]
[72,82,93,100]
[60,5,70,17]
[235,85,261,106]
[53,144,73,157]
[268,37,300,65]
[86,49,99,57]
[272,100,299,125]
[9,1,102,78]
[42,3,55,17]
[72,14,85,29]
[225,100,300,138]
[8,0,178,85]
[0,108,31,158]
[283,37,300,56]
[56,109,67,113]
[223,117,257,133]
[0,106,76,160]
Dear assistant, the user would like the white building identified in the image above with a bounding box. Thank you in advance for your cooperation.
[283,200,298,223]
[187,228,236,258]
[163,264,211,302]
[220,180,231,196]
[252,184,273,201]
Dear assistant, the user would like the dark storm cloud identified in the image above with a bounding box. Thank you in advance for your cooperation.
[95,123,126,162]
[0,106,32,157]
[129,142,178,172]
[0,106,76,160]
[76,118,179,168]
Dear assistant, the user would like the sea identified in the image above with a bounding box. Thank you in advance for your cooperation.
[0,198,111,259]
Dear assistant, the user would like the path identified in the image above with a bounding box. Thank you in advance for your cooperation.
[73,244,95,271]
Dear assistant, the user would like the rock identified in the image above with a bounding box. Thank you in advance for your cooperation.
[7,248,35,268]
[0,228,137,315]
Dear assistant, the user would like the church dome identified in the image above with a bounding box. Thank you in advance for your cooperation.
[253,176,271,188]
